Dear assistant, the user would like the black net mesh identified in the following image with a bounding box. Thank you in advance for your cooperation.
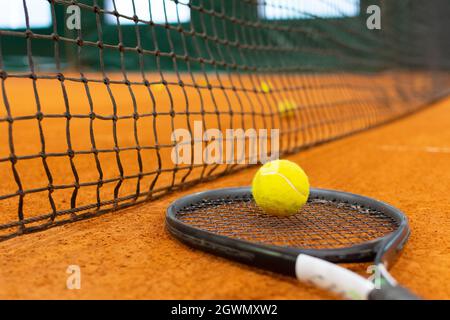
[0,0,449,240]
[175,195,399,249]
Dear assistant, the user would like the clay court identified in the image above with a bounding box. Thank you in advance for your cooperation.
[0,77,449,299]
[0,0,449,300]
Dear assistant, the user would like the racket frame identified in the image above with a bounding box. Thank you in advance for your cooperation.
[166,187,412,299]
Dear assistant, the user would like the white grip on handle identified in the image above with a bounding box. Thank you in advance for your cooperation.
[295,254,375,300]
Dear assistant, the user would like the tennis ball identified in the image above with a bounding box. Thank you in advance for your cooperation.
[278,100,297,118]
[252,159,310,216]
[260,81,272,93]
[197,78,207,87]
[152,83,165,92]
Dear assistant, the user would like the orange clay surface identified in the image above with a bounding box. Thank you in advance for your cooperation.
[0,93,450,299]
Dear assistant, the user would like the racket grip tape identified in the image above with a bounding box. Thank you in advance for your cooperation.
[369,286,421,300]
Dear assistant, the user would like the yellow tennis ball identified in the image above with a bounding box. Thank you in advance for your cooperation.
[260,81,272,93]
[252,159,310,216]
[278,100,297,118]
[152,83,165,92]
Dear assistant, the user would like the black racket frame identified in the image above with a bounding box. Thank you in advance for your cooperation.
[166,187,410,278]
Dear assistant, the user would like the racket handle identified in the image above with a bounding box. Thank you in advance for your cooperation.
[369,286,421,300]
[295,254,375,300]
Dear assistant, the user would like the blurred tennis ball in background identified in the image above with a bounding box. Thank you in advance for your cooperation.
[260,81,273,93]
[278,100,298,118]
[152,83,165,92]
[252,159,310,216]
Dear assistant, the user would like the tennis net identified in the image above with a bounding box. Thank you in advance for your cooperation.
[0,0,449,240]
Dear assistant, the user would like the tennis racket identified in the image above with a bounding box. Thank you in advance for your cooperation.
[166,187,419,300]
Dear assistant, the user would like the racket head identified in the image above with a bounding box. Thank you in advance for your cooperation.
[166,187,410,276]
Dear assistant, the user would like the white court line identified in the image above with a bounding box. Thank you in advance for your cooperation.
[380,145,450,154]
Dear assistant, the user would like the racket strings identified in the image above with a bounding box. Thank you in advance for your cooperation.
[176,196,399,249]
